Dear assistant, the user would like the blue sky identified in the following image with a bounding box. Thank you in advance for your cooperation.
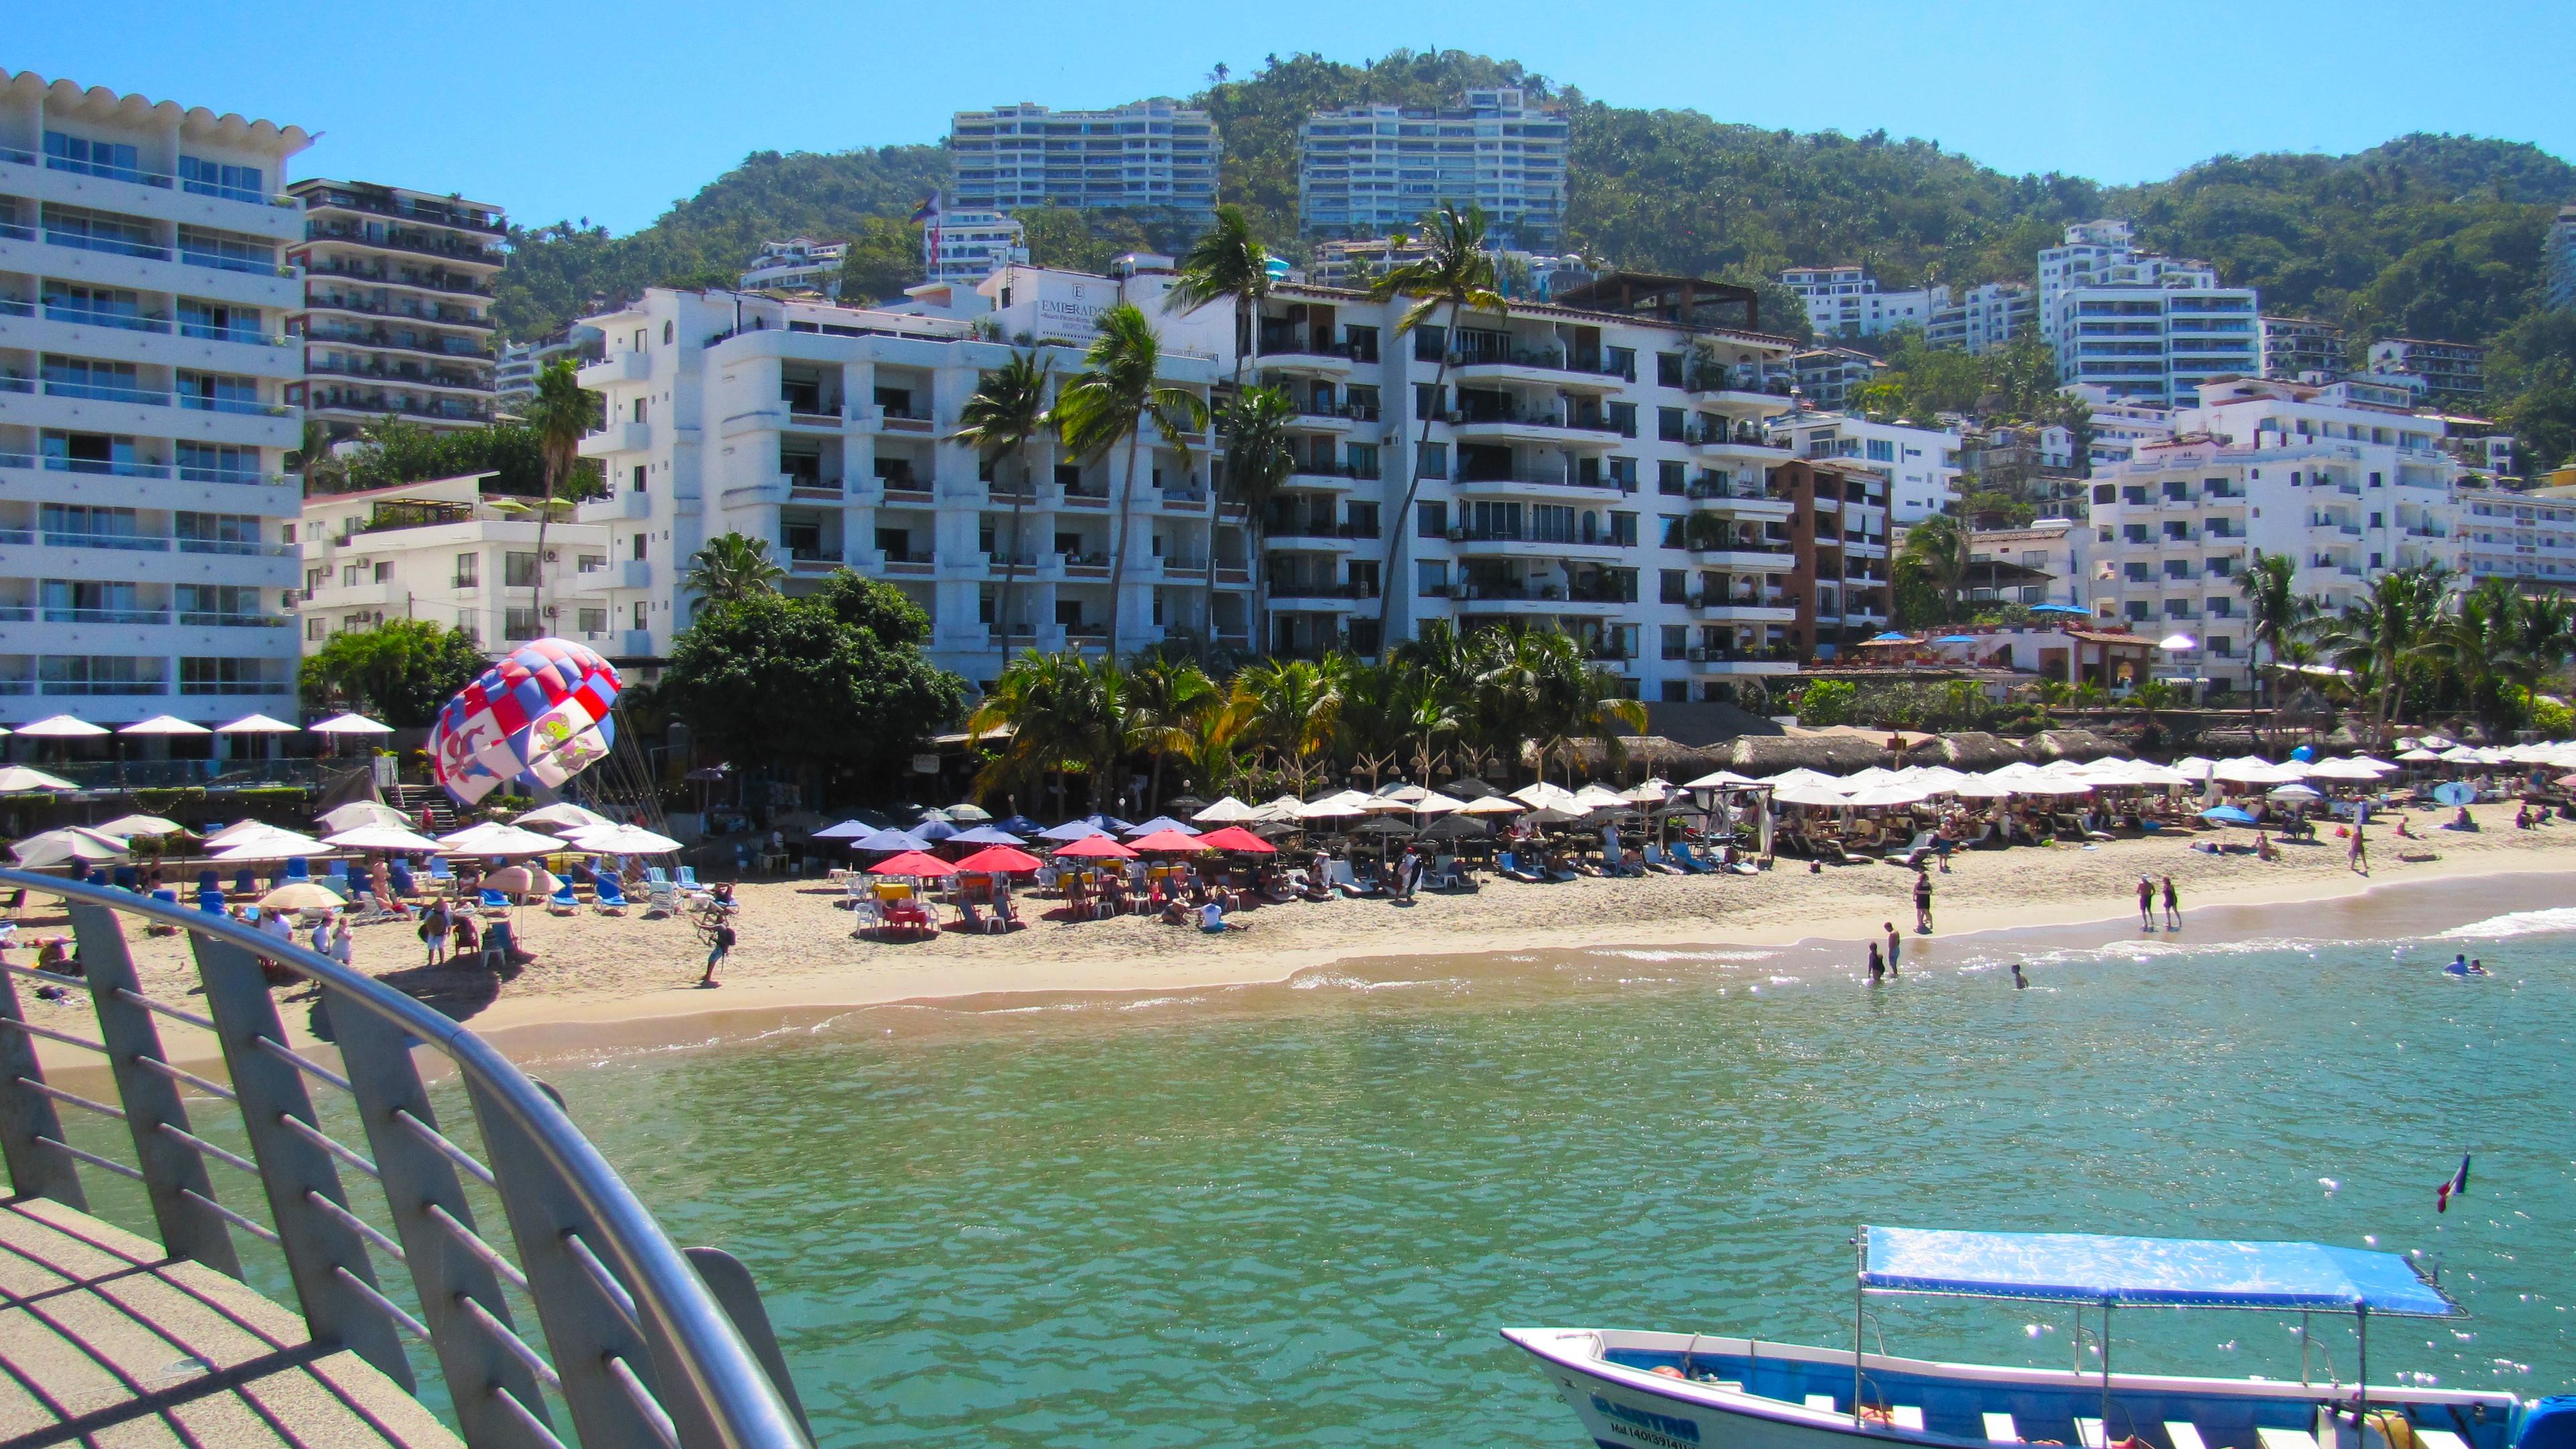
[15,1,2575,234]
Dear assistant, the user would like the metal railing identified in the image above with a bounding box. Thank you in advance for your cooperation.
[0,871,813,1448]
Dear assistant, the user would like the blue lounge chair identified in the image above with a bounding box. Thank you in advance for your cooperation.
[112,864,140,892]
[592,875,630,910]
[150,888,178,908]
[197,888,224,914]
[479,888,509,912]
[285,856,310,881]
[388,863,415,896]
[233,869,255,896]
[548,883,579,914]
[427,856,454,881]
[676,866,701,890]
[644,865,671,887]
[197,869,219,896]
[1667,843,1713,874]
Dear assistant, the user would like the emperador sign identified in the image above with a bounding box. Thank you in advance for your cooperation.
[1036,276,1112,331]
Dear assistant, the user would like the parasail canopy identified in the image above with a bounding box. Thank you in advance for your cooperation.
[429,639,622,806]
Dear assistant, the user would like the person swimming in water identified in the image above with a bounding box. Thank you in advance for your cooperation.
[2010,963,2029,989]
[2445,953,2473,975]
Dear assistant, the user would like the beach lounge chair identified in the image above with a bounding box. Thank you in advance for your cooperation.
[233,868,256,896]
[285,856,310,881]
[479,888,510,913]
[1985,1413,2023,1443]
[592,875,630,915]
[644,865,670,887]
[676,866,701,890]
[643,881,678,918]
[1640,845,1683,875]
[197,888,225,915]
[547,883,579,916]
[388,863,415,896]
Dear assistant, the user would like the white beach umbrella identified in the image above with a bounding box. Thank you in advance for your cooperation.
[1511,782,1587,812]
[93,814,189,838]
[564,822,684,855]
[1761,768,1840,788]
[1624,778,1676,805]
[1949,777,2020,799]
[319,801,414,833]
[0,766,78,794]
[2267,783,2322,802]
[434,822,565,856]
[515,802,615,832]
[2395,748,2443,762]
[2437,746,2483,764]
[13,714,109,739]
[2346,755,2401,773]
[214,713,299,734]
[2212,756,2282,785]
[311,712,394,736]
[1191,795,1261,824]
[117,714,211,737]
[1838,766,1902,788]
[2010,777,2096,797]
[10,826,131,867]
[204,820,310,849]
[1773,782,1854,808]
[1458,795,1530,816]
[1682,769,1761,789]
[1843,782,1932,808]
[212,830,331,861]
[2123,763,2193,788]
[1406,792,1467,816]
[1906,765,1970,789]
[2169,755,2218,780]
[2302,757,2383,782]
[323,824,447,853]
[1571,784,1631,811]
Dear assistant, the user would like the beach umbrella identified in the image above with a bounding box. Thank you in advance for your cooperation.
[311,712,394,737]
[945,802,994,822]
[1511,782,1586,812]
[2395,748,2443,762]
[912,818,961,843]
[1050,834,1138,860]
[2212,757,2284,785]
[1683,769,1761,789]
[0,766,78,794]
[914,808,953,824]
[1191,796,1261,824]
[2302,758,2383,782]
[323,824,446,853]
[2558,773,2576,790]
[1518,806,1585,828]
[850,826,933,853]
[1295,797,1371,822]
[91,814,189,839]
[258,881,347,912]
[2267,783,2322,802]
[1121,816,1201,839]
[867,850,958,877]
[1762,768,1841,788]
[433,822,563,857]
[563,823,684,855]
[1772,782,1852,808]
[14,714,109,739]
[516,802,615,833]
[2420,735,2458,750]
[1571,784,1631,811]
[319,801,413,834]
[1195,825,1277,853]
[484,865,561,899]
[9,827,130,867]
[2437,746,2483,764]
[1623,779,1676,805]
[215,713,299,735]
[992,814,1046,836]
[2169,756,2218,780]
[1408,792,1468,816]
[1350,816,1417,838]
[813,819,873,840]
[205,820,302,849]
[1456,796,1527,816]
[1128,828,1213,853]
[944,824,1027,847]
[1843,782,1932,808]
[1036,820,1114,842]
[2012,778,2095,798]
[2199,805,2258,826]
[2432,781,2476,807]
[951,845,1043,874]
[1419,814,1493,841]
[118,714,210,737]
[212,830,332,861]
[1057,812,1132,835]
[1948,777,2020,799]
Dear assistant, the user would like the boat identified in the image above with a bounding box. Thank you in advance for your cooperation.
[1506,1226,2574,1449]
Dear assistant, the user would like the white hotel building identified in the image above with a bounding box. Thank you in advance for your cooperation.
[2083,377,2467,691]
[1298,89,1570,247]
[567,266,1809,700]
[0,71,308,724]
[299,472,606,653]
[948,100,1220,225]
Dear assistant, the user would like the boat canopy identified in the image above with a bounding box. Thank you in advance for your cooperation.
[1860,1228,2459,1318]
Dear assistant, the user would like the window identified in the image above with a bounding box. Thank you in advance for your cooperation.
[1659,460,1686,496]
[632,398,648,423]
[504,551,539,588]
[306,616,325,641]
[372,561,393,583]
[631,533,648,561]
[633,601,648,631]
[1656,352,1684,388]
[1416,560,1449,596]
[1414,442,1446,480]
[453,553,479,588]
[578,607,608,634]
[1416,500,1447,537]
[1660,569,1688,604]
[1866,439,1896,462]
[2123,561,2151,582]
[631,464,647,494]
[178,657,272,696]
[1658,407,1686,443]
[1609,512,1638,547]
[662,321,674,344]
[1413,383,1446,418]
[178,156,265,203]
[504,606,538,639]
[2093,484,2116,504]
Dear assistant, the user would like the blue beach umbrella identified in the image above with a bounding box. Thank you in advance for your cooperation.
[1869,631,1909,642]
[913,818,961,842]
[2199,805,2257,826]
[2432,781,2475,807]
[1036,820,1112,842]
[849,826,931,853]
[946,825,1026,845]
[1935,635,1980,643]
[2029,604,2089,616]
[991,815,1045,837]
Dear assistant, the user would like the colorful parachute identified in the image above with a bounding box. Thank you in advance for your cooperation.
[429,639,623,806]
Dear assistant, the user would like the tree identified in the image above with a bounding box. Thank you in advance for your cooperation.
[2315,566,2449,745]
[967,649,1128,815]
[298,620,488,727]
[833,216,924,303]
[659,572,967,793]
[2237,550,2318,747]
[1123,651,1218,812]
[1222,386,1298,651]
[1371,203,1504,645]
[1167,204,1273,655]
[684,532,788,609]
[2422,579,2576,740]
[1234,658,1342,782]
[515,358,601,635]
[1892,514,1971,624]
[950,352,1055,650]
[1053,304,1209,650]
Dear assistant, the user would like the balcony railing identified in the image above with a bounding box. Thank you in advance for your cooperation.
[1450,348,1630,382]
[1450,526,1634,547]
[42,303,169,333]
[176,248,290,277]
[1454,469,1623,490]
[43,227,168,261]
[177,611,289,627]
[43,607,172,625]
[43,531,170,551]
[44,379,171,407]
[301,187,506,235]
[303,223,504,268]
[303,265,498,302]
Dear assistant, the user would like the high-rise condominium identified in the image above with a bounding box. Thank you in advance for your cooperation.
[947,100,1219,225]
[1298,89,1568,246]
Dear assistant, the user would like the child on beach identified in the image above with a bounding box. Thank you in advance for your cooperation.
[1913,869,1933,934]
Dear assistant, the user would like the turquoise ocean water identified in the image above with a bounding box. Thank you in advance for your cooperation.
[48,883,2576,1446]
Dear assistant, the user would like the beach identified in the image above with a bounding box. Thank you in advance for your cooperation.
[12,801,2575,1067]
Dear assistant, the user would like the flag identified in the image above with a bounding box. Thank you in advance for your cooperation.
[909,193,941,224]
[2436,1154,2471,1213]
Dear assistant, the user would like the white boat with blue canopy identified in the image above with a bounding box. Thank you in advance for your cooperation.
[1507,1227,2569,1449]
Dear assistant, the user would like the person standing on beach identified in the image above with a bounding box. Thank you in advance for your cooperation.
[1867,943,1886,983]
[2137,875,2155,928]
[419,901,450,965]
[2349,825,2369,875]
[2161,875,2181,930]
[700,917,737,987]
[1883,922,1902,974]
[1913,869,1933,934]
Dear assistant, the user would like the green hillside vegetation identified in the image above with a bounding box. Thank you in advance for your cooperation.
[490,49,2576,464]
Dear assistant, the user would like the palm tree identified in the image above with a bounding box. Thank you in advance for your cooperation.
[519,357,600,637]
[2236,549,2317,748]
[1124,651,1218,812]
[1054,305,1210,653]
[2316,566,2449,746]
[1222,386,1297,653]
[950,352,1053,654]
[1167,207,1273,653]
[1891,514,1970,625]
[1369,205,1503,645]
[1234,658,1342,786]
[1524,631,1648,785]
[969,649,1130,816]
[683,532,787,609]
[2424,580,2576,741]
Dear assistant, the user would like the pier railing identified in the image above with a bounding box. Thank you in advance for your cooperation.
[0,869,813,1448]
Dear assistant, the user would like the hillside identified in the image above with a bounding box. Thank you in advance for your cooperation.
[487,50,2576,461]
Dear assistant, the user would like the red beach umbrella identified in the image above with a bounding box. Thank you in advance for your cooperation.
[952,845,1044,874]
[1049,835,1138,860]
[1126,828,1212,853]
[1195,826,1277,854]
[867,850,958,877]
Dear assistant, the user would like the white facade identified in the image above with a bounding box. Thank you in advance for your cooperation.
[0,70,309,724]
[2037,219,2222,350]
[287,179,502,434]
[2457,483,2576,593]
[924,209,1028,288]
[2083,377,2469,690]
[1923,282,2033,355]
[496,326,600,409]
[948,100,1220,224]
[740,237,845,294]
[299,472,606,652]
[1297,89,1569,246]
[1788,347,1881,411]
[2053,281,2260,406]
[2061,384,2176,470]
[1778,266,1943,341]
[2546,205,2576,314]
[1968,519,2088,606]
[1772,413,1961,523]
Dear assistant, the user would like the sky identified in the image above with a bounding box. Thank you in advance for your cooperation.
[14,1,2576,236]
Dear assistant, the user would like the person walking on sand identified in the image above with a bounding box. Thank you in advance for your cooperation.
[2349,824,2369,875]
[700,917,736,987]
[1913,869,1933,934]
[2161,875,2181,930]
[1883,922,1902,974]
[1867,942,1886,983]
[2137,875,2155,929]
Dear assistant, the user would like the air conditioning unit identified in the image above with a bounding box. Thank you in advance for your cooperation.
[543,550,558,561]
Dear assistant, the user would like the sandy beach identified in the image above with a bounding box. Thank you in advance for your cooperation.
[11,800,2573,1071]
